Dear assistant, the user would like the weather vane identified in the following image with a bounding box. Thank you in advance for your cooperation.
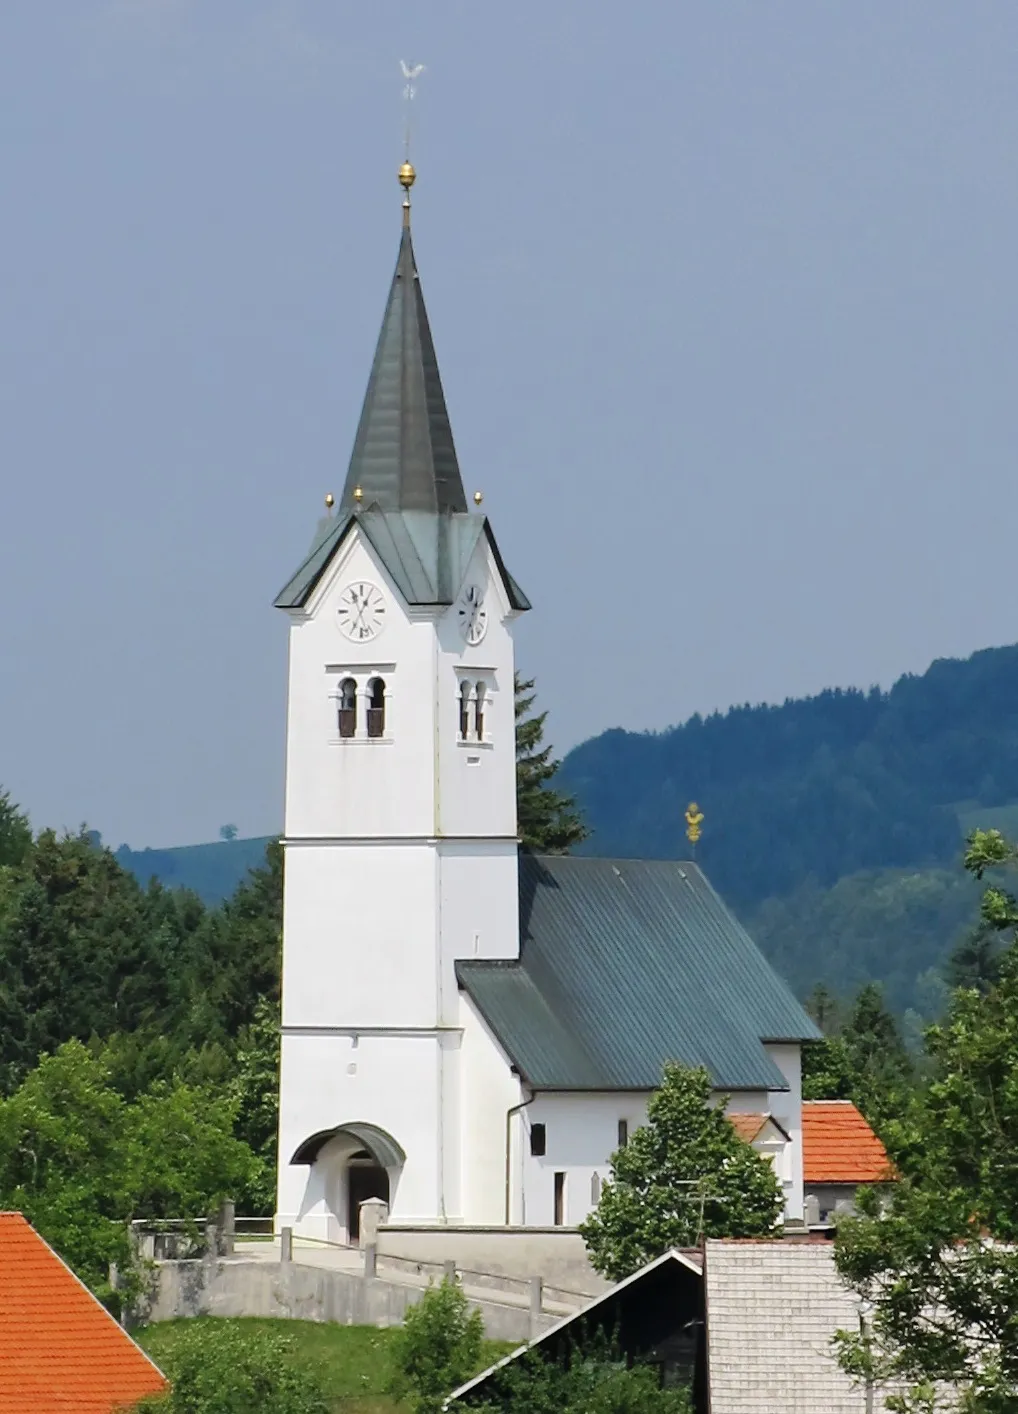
[685,802,704,855]
[400,60,425,161]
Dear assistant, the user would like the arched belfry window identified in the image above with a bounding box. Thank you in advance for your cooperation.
[338,678,357,739]
[474,681,486,740]
[459,680,472,740]
[366,677,386,739]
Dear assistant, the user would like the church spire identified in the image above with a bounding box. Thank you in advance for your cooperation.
[339,162,468,516]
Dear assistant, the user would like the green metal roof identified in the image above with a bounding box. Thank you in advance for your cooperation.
[274,211,529,613]
[457,855,821,1092]
[273,510,530,611]
[340,222,466,515]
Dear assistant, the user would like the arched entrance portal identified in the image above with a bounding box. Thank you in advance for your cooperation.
[291,1122,404,1245]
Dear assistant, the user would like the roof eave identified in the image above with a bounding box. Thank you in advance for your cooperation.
[273,515,356,610]
[484,520,530,611]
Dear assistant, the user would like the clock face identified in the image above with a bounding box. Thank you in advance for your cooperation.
[457,583,488,645]
[336,581,386,642]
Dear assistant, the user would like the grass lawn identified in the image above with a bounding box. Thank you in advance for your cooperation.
[136,1317,516,1413]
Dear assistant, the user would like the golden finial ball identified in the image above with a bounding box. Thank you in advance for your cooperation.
[324,493,335,510]
[353,485,364,503]
[473,490,484,506]
[398,161,416,191]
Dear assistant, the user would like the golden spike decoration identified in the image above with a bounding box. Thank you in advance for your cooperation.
[685,802,704,850]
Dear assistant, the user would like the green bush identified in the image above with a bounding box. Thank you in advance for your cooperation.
[388,1277,485,1413]
[133,1320,329,1413]
[580,1063,783,1280]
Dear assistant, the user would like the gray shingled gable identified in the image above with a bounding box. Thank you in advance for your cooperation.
[457,855,821,1092]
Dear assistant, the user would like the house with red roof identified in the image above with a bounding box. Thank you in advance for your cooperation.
[0,1212,168,1414]
[802,1100,894,1223]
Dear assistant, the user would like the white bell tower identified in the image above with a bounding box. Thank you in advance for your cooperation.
[274,162,529,1240]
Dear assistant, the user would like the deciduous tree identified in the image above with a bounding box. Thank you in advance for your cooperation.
[389,1277,485,1414]
[834,831,1018,1410]
[579,1063,782,1281]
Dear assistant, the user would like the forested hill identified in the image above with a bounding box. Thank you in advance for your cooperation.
[559,643,1018,910]
[117,643,1018,1013]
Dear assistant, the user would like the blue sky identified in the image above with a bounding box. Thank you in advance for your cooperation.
[2,2,1017,847]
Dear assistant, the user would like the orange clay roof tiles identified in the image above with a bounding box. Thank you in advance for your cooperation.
[728,1112,769,1144]
[802,1100,894,1184]
[0,1212,168,1414]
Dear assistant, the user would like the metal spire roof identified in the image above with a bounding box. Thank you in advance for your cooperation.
[275,167,530,615]
[339,214,468,515]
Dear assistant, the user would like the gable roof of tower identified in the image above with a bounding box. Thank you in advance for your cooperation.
[274,210,528,612]
[273,507,529,610]
[0,1212,168,1414]
[457,855,821,1092]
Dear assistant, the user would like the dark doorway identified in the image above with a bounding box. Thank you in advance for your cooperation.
[347,1160,390,1242]
[553,1171,566,1226]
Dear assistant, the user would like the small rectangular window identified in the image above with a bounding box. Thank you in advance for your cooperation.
[530,1123,546,1157]
[617,1119,629,1148]
[553,1172,566,1226]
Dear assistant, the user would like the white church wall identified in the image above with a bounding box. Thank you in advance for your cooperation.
[437,844,520,1021]
[459,996,524,1224]
[277,519,526,1236]
[521,1093,652,1228]
[434,537,519,843]
[276,1030,449,1238]
[517,1078,805,1231]
[765,1043,805,1221]
[722,1091,772,1114]
[281,842,439,1030]
[284,528,439,841]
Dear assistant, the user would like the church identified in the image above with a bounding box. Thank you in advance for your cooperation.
[273,161,821,1244]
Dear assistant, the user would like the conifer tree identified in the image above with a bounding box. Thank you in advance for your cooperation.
[515,675,588,853]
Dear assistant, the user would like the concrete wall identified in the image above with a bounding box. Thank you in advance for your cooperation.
[142,1258,551,1344]
[376,1226,609,1299]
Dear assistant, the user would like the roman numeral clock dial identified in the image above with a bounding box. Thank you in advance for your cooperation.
[336,581,386,641]
[457,583,488,645]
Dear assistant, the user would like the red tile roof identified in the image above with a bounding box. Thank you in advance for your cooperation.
[802,1101,894,1184]
[728,1111,791,1145]
[728,1112,769,1144]
[0,1212,168,1414]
